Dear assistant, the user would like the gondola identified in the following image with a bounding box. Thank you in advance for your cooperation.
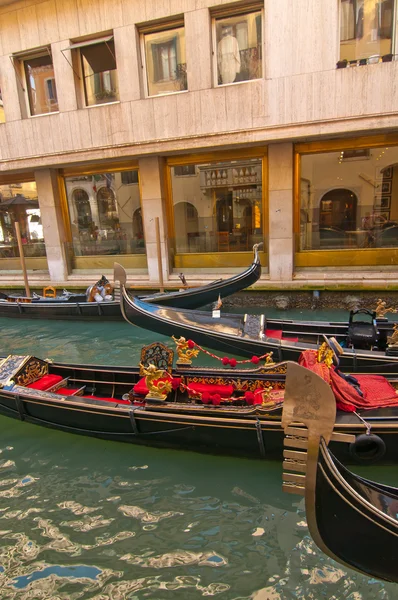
[282,362,398,583]
[1,338,398,463]
[0,244,262,320]
[117,271,398,373]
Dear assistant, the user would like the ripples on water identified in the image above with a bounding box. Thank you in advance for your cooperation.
[0,317,397,598]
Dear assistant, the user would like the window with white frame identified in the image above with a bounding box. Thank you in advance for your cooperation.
[65,35,119,107]
[22,51,59,116]
[142,23,187,96]
[339,0,395,64]
[213,7,263,86]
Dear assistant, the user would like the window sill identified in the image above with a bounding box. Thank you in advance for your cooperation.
[216,78,262,89]
[28,111,60,119]
[146,89,189,99]
[85,100,121,109]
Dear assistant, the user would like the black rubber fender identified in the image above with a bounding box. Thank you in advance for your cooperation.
[349,433,386,463]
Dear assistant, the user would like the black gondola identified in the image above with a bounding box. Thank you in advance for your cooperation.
[282,362,398,583]
[1,339,398,463]
[118,279,398,373]
[0,245,262,320]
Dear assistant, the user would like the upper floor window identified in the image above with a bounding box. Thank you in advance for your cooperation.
[142,22,187,96]
[339,0,395,65]
[213,8,263,86]
[0,87,4,123]
[66,35,119,107]
[23,52,58,116]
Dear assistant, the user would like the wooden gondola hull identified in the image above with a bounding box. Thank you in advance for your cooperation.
[1,385,398,462]
[121,296,398,374]
[315,444,398,583]
[0,249,261,319]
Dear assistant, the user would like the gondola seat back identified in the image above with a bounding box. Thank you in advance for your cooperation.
[132,341,178,398]
[347,309,379,350]
[0,354,58,391]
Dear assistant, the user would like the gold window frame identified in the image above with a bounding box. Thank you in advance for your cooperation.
[165,147,268,269]
[59,160,147,270]
[294,135,398,268]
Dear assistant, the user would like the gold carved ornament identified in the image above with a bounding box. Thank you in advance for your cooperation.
[387,323,398,347]
[15,359,48,386]
[172,336,200,365]
[375,299,397,319]
[316,343,334,369]
[139,363,172,400]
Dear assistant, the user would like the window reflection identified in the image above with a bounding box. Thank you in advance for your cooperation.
[0,182,46,258]
[144,26,187,96]
[215,10,262,85]
[340,0,394,63]
[170,159,263,253]
[0,87,4,123]
[24,53,59,116]
[80,39,119,106]
[65,171,145,257]
[299,147,398,250]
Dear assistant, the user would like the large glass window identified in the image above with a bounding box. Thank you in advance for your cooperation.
[79,38,119,106]
[215,10,262,85]
[170,159,263,253]
[23,53,59,116]
[64,170,145,257]
[0,182,46,258]
[143,26,187,96]
[339,0,394,64]
[299,145,398,251]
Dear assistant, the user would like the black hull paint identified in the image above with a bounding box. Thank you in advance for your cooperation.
[122,296,398,374]
[315,443,398,583]
[0,251,261,320]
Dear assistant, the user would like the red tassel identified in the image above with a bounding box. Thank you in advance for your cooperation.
[229,358,237,368]
[188,340,195,349]
[251,356,260,364]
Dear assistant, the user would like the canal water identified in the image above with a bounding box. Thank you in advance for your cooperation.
[0,314,397,599]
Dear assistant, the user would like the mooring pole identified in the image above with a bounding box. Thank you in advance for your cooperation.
[155,217,165,293]
[15,221,31,297]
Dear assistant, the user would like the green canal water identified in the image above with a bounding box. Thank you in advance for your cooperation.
[0,314,397,599]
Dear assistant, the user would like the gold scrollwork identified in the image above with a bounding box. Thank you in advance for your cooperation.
[139,363,172,400]
[317,343,334,369]
[172,336,200,365]
[15,359,48,386]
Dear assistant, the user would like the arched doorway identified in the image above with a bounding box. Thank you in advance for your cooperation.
[73,189,92,231]
[320,188,358,231]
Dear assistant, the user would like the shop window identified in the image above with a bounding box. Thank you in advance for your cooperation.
[142,24,187,96]
[0,87,5,123]
[299,145,398,251]
[65,36,119,106]
[65,169,145,257]
[0,181,46,258]
[23,52,59,116]
[213,8,262,86]
[121,170,139,185]
[170,159,263,253]
[174,165,196,176]
[339,0,394,64]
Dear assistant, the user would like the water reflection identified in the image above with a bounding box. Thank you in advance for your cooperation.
[0,316,397,598]
[0,416,395,599]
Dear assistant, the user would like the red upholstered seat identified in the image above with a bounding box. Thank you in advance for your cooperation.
[187,382,234,397]
[27,374,63,391]
[56,387,82,396]
[133,374,181,396]
[265,329,298,343]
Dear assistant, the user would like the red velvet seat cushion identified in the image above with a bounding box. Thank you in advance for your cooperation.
[56,387,81,396]
[134,374,181,396]
[265,329,298,343]
[27,374,63,391]
[187,382,234,398]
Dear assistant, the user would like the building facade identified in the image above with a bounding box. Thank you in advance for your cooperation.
[0,0,397,289]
